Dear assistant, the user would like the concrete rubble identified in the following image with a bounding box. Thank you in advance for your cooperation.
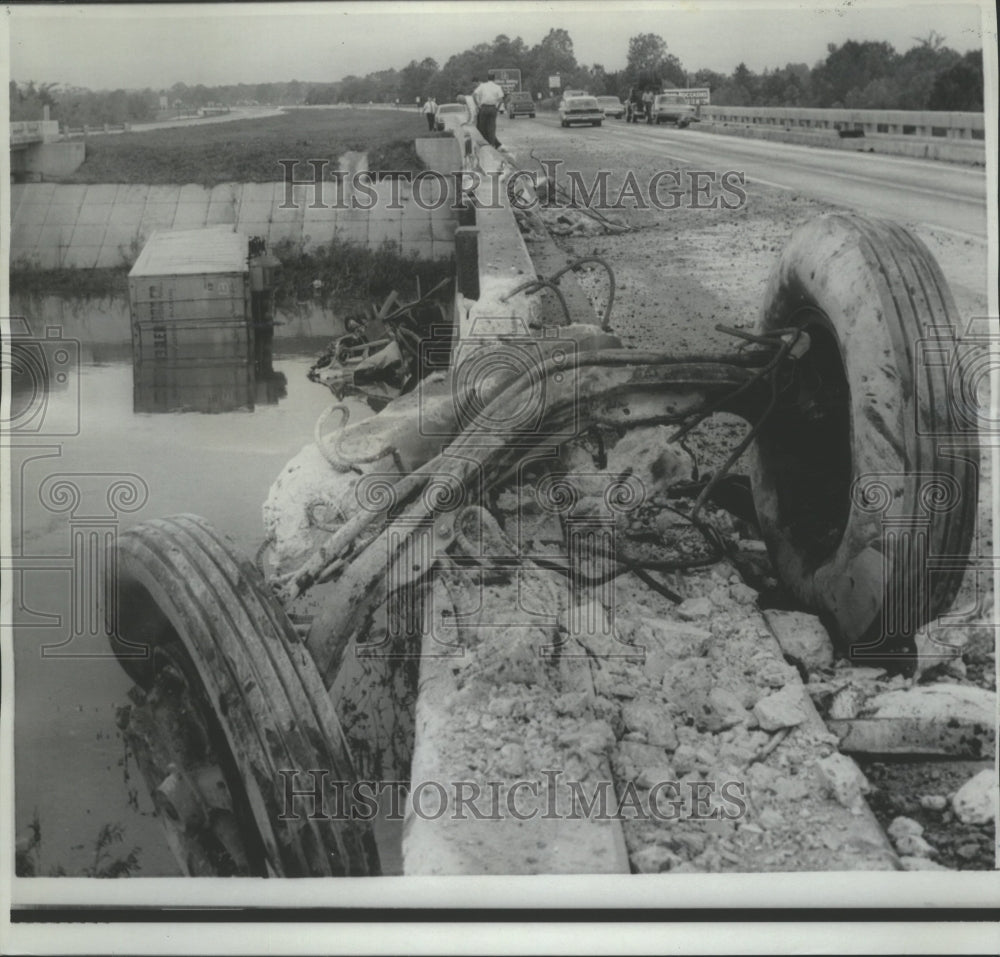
[254,130,994,876]
[762,609,834,672]
[263,407,903,873]
[951,769,998,825]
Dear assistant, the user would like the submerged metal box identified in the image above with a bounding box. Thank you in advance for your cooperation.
[128,227,250,325]
[128,228,253,413]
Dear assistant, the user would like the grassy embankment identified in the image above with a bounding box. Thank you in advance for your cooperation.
[63,108,440,186]
[12,109,454,305]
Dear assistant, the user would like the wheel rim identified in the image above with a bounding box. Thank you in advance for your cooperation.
[123,637,268,876]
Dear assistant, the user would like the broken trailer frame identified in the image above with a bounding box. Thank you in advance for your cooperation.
[110,212,980,876]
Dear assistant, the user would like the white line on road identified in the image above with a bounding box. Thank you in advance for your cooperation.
[606,127,982,207]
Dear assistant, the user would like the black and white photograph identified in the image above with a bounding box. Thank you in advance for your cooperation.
[2,1,997,953]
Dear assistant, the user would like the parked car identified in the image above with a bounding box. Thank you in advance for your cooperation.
[650,95,696,127]
[558,95,604,127]
[434,102,470,130]
[507,91,536,118]
[596,96,625,119]
[562,89,588,97]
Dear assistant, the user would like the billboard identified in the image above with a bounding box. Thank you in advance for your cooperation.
[488,68,522,93]
[658,87,711,105]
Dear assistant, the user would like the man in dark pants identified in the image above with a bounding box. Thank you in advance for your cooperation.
[472,75,505,147]
[422,96,437,131]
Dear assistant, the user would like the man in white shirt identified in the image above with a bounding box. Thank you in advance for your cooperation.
[421,96,437,131]
[472,76,505,147]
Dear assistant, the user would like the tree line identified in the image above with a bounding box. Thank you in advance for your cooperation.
[8,80,309,127]
[305,30,983,111]
[9,29,984,126]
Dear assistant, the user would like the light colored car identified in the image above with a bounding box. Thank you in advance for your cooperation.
[558,95,604,128]
[596,96,625,119]
[650,95,696,127]
[434,102,470,130]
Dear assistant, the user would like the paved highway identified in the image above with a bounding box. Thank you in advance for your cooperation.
[524,114,989,243]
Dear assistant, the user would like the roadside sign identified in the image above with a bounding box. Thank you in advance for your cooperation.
[488,68,522,93]
[660,87,711,105]
[548,75,561,90]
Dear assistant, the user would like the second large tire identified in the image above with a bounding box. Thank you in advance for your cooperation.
[114,514,381,876]
[749,214,978,665]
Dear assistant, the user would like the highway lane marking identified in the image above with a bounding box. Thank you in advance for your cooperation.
[526,124,989,241]
[584,116,988,179]
[605,128,984,206]
[675,126,987,178]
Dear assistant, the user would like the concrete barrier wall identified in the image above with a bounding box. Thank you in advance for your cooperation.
[10,179,457,270]
[695,118,986,164]
[10,119,62,145]
[700,105,985,139]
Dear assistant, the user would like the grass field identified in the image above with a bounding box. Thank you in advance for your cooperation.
[64,108,444,186]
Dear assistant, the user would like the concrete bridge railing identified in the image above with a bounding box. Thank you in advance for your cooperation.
[699,105,985,141]
[10,119,61,146]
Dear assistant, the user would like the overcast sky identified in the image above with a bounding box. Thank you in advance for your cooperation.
[7,1,992,90]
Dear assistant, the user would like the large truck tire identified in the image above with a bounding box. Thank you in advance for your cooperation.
[113,514,380,876]
[749,214,978,666]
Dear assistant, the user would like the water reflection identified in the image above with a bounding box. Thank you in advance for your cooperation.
[132,324,287,414]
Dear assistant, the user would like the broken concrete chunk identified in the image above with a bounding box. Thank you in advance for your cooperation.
[757,806,784,831]
[637,765,676,789]
[566,719,616,755]
[644,618,713,658]
[887,816,924,841]
[919,794,948,812]
[706,687,751,731]
[728,582,758,605]
[631,845,683,874]
[866,685,995,723]
[762,609,834,671]
[815,753,870,808]
[757,658,799,690]
[894,833,936,858]
[661,658,714,723]
[497,742,525,776]
[828,685,996,758]
[827,685,864,720]
[553,691,590,717]
[621,699,679,750]
[612,741,671,782]
[675,597,713,621]
[670,743,701,775]
[951,768,997,825]
[753,684,811,731]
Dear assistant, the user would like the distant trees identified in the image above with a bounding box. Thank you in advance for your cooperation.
[928,51,984,110]
[9,80,58,120]
[625,33,687,90]
[10,30,985,123]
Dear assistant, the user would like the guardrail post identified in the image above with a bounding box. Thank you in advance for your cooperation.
[454,227,479,301]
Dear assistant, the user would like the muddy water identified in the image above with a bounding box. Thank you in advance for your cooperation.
[10,316,366,876]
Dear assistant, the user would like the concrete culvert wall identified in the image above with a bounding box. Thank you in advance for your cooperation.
[10,177,458,270]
